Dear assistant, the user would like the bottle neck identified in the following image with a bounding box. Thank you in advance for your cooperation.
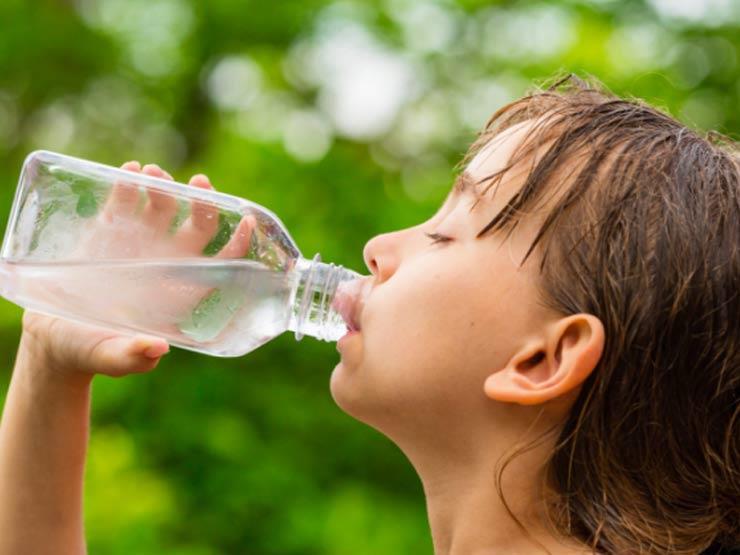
[288,254,361,342]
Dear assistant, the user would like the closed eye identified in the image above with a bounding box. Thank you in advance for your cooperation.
[424,232,452,245]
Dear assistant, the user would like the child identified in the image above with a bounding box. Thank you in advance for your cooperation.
[0,75,737,554]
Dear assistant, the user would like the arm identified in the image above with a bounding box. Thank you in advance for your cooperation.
[0,162,176,555]
[0,162,244,554]
[0,338,93,555]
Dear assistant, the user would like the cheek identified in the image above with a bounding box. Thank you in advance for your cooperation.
[330,246,544,432]
[361,259,490,388]
[333,275,473,425]
[362,250,534,382]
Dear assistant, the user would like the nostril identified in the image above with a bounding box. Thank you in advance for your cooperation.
[363,236,383,276]
[363,231,401,282]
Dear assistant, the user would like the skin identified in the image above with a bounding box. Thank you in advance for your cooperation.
[0,163,253,555]
[332,120,604,554]
[0,119,604,554]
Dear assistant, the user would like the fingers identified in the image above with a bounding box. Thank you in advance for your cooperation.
[188,174,219,234]
[141,164,178,232]
[134,335,171,359]
[89,334,170,377]
[216,215,256,259]
[122,160,141,172]
[172,174,220,253]
[106,163,224,255]
[102,161,142,221]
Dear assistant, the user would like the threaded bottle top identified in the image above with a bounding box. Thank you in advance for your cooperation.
[288,254,363,342]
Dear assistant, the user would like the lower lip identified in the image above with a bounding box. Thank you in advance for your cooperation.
[337,329,360,350]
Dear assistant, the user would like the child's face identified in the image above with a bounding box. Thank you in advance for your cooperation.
[332,121,562,440]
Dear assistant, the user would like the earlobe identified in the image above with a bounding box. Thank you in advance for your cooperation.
[484,314,605,406]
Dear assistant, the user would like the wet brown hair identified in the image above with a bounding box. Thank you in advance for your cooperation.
[463,75,739,554]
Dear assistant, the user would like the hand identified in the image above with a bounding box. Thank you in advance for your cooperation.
[19,162,254,381]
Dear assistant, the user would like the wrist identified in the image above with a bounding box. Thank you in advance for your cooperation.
[15,336,94,392]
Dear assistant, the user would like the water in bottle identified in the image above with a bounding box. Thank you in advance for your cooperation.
[0,150,364,357]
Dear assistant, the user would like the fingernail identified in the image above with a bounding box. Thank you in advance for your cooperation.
[144,343,170,358]
[191,174,211,186]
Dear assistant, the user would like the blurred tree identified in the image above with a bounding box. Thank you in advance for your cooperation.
[0,0,738,552]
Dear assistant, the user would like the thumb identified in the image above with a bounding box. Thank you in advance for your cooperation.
[90,334,170,377]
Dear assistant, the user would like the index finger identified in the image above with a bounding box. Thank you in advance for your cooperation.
[215,215,256,259]
[102,161,142,221]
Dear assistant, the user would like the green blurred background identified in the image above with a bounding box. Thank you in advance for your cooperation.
[0,0,738,553]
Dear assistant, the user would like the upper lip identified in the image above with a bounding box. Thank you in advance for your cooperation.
[332,278,366,332]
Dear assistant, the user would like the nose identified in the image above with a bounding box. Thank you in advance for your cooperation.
[363,231,402,284]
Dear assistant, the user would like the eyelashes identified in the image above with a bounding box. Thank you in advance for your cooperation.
[424,232,452,245]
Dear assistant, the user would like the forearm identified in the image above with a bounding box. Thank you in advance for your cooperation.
[0,339,92,555]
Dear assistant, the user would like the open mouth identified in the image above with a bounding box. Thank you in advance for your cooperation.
[332,279,364,333]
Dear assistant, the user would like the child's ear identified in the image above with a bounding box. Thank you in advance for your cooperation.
[484,314,605,406]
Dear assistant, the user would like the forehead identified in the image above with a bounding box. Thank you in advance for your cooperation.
[465,119,540,186]
[449,116,575,256]
[449,119,542,207]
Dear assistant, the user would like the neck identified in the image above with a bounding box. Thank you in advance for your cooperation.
[394,420,590,555]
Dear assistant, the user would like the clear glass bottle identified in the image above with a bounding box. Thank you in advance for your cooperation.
[0,150,363,357]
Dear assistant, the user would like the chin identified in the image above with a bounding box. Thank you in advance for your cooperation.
[330,360,412,444]
[329,359,384,428]
[329,360,362,415]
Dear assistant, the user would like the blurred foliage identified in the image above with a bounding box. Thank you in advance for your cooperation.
[0,0,738,552]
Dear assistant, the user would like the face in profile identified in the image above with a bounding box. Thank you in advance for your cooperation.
[330,120,576,449]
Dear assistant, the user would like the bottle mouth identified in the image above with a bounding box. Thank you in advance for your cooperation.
[332,278,366,332]
[290,255,364,342]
